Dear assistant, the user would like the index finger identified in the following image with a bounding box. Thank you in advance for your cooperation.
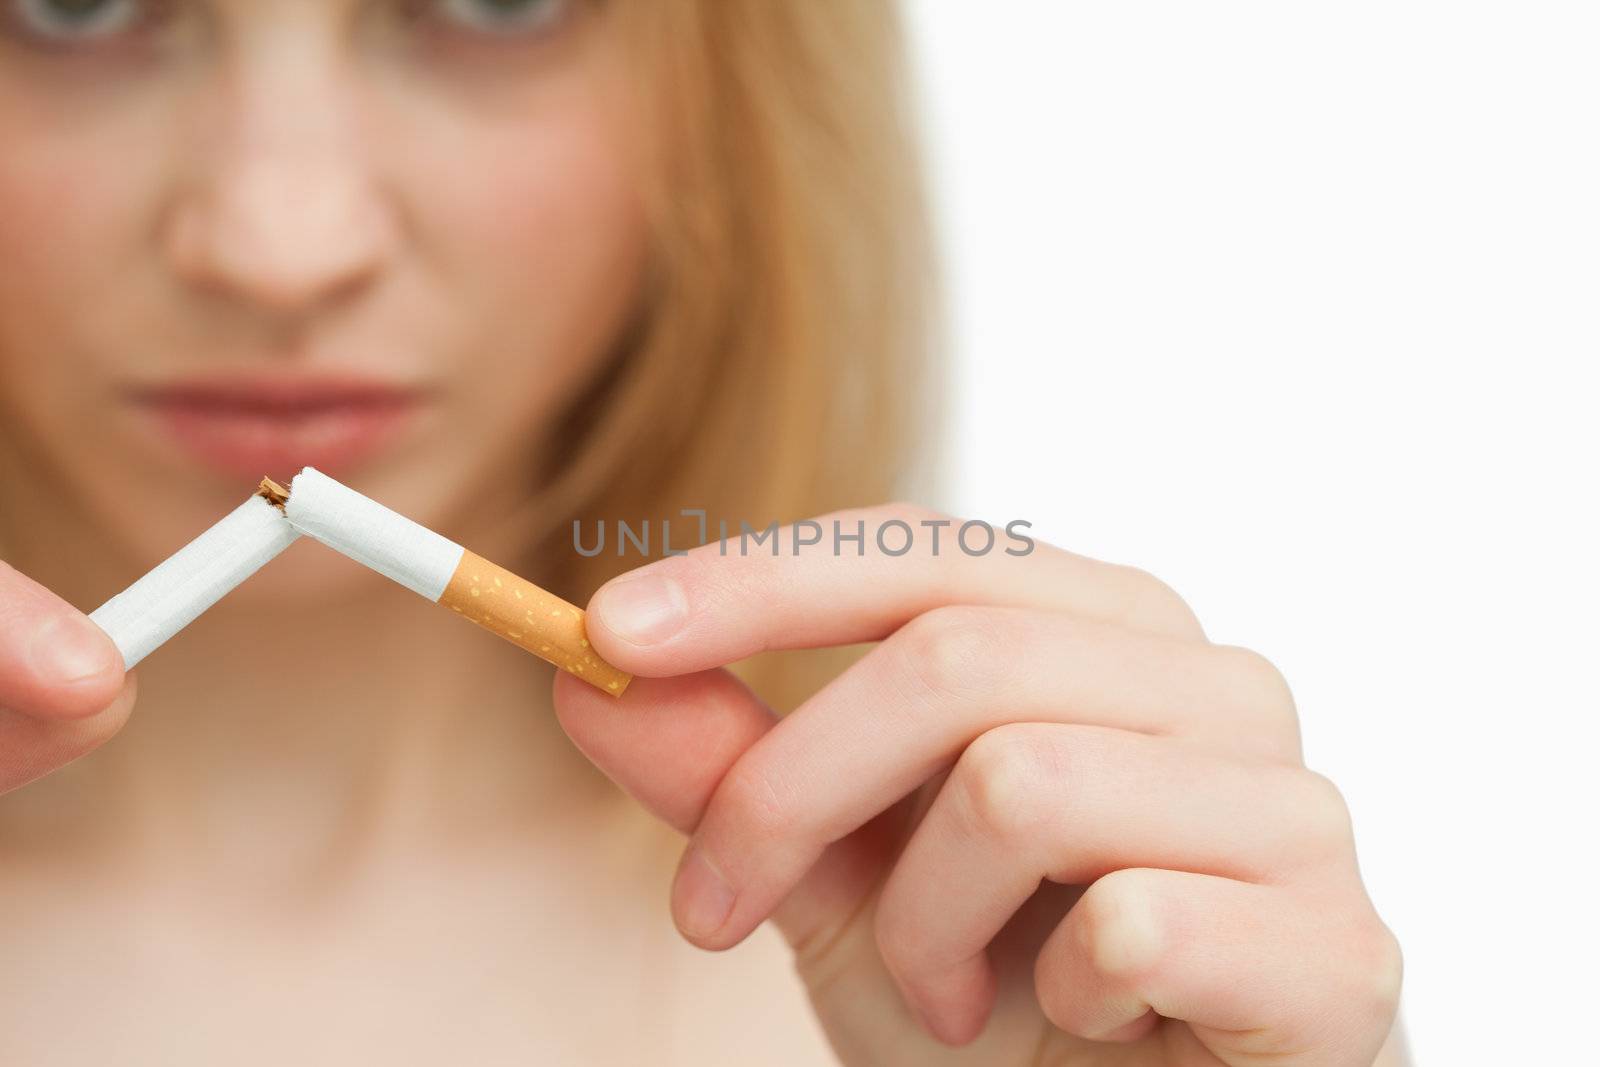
[585,504,1202,676]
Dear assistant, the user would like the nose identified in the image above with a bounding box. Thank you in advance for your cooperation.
[164,70,397,318]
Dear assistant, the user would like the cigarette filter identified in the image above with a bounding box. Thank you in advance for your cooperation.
[276,467,630,696]
[89,495,300,670]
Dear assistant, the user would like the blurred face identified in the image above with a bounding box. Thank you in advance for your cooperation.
[0,0,647,579]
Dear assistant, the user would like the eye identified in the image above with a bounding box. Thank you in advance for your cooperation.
[433,0,568,35]
[8,0,141,40]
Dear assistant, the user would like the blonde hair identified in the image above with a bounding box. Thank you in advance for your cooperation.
[521,1,938,710]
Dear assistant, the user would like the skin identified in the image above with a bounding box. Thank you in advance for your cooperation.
[569,529,1408,1065]
[0,1,1405,1064]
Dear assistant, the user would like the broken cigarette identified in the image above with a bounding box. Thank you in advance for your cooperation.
[89,494,300,670]
[272,467,631,697]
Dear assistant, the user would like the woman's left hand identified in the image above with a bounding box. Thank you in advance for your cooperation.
[554,504,1402,1066]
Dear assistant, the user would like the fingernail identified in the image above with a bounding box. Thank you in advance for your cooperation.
[594,574,688,646]
[31,613,121,687]
[673,844,736,940]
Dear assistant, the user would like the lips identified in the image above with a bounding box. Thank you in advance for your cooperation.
[128,377,427,481]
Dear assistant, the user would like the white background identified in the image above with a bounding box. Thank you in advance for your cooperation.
[905,3,1598,1063]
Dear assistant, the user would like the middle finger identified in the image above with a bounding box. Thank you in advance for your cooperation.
[678,606,1300,948]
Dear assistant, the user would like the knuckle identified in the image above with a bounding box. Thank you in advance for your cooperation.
[1111,565,1205,640]
[898,606,1008,698]
[1222,643,1299,716]
[1224,646,1297,710]
[1073,869,1167,983]
[1294,770,1357,855]
[954,724,1067,842]
[1331,910,1404,1032]
[1217,646,1304,758]
[1363,922,1406,1017]
[712,758,793,840]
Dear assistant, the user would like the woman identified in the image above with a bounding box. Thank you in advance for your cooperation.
[0,1,1405,1063]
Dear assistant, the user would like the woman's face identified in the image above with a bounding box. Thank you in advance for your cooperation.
[0,0,647,582]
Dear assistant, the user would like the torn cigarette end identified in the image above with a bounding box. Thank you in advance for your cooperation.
[257,477,290,510]
[89,492,300,670]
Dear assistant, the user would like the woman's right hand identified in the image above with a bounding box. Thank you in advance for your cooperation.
[1,561,134,794]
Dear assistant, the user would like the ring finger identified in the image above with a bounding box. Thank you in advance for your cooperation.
[872,722,1358,1042]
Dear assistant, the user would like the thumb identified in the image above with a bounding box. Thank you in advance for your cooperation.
[551,670,894,954]
[1,560,136,793]
[1,560,126,720]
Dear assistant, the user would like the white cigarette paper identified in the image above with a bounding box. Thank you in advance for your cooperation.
[89,495,299,670]
[282,467,463,600]
[281,467,631,695]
